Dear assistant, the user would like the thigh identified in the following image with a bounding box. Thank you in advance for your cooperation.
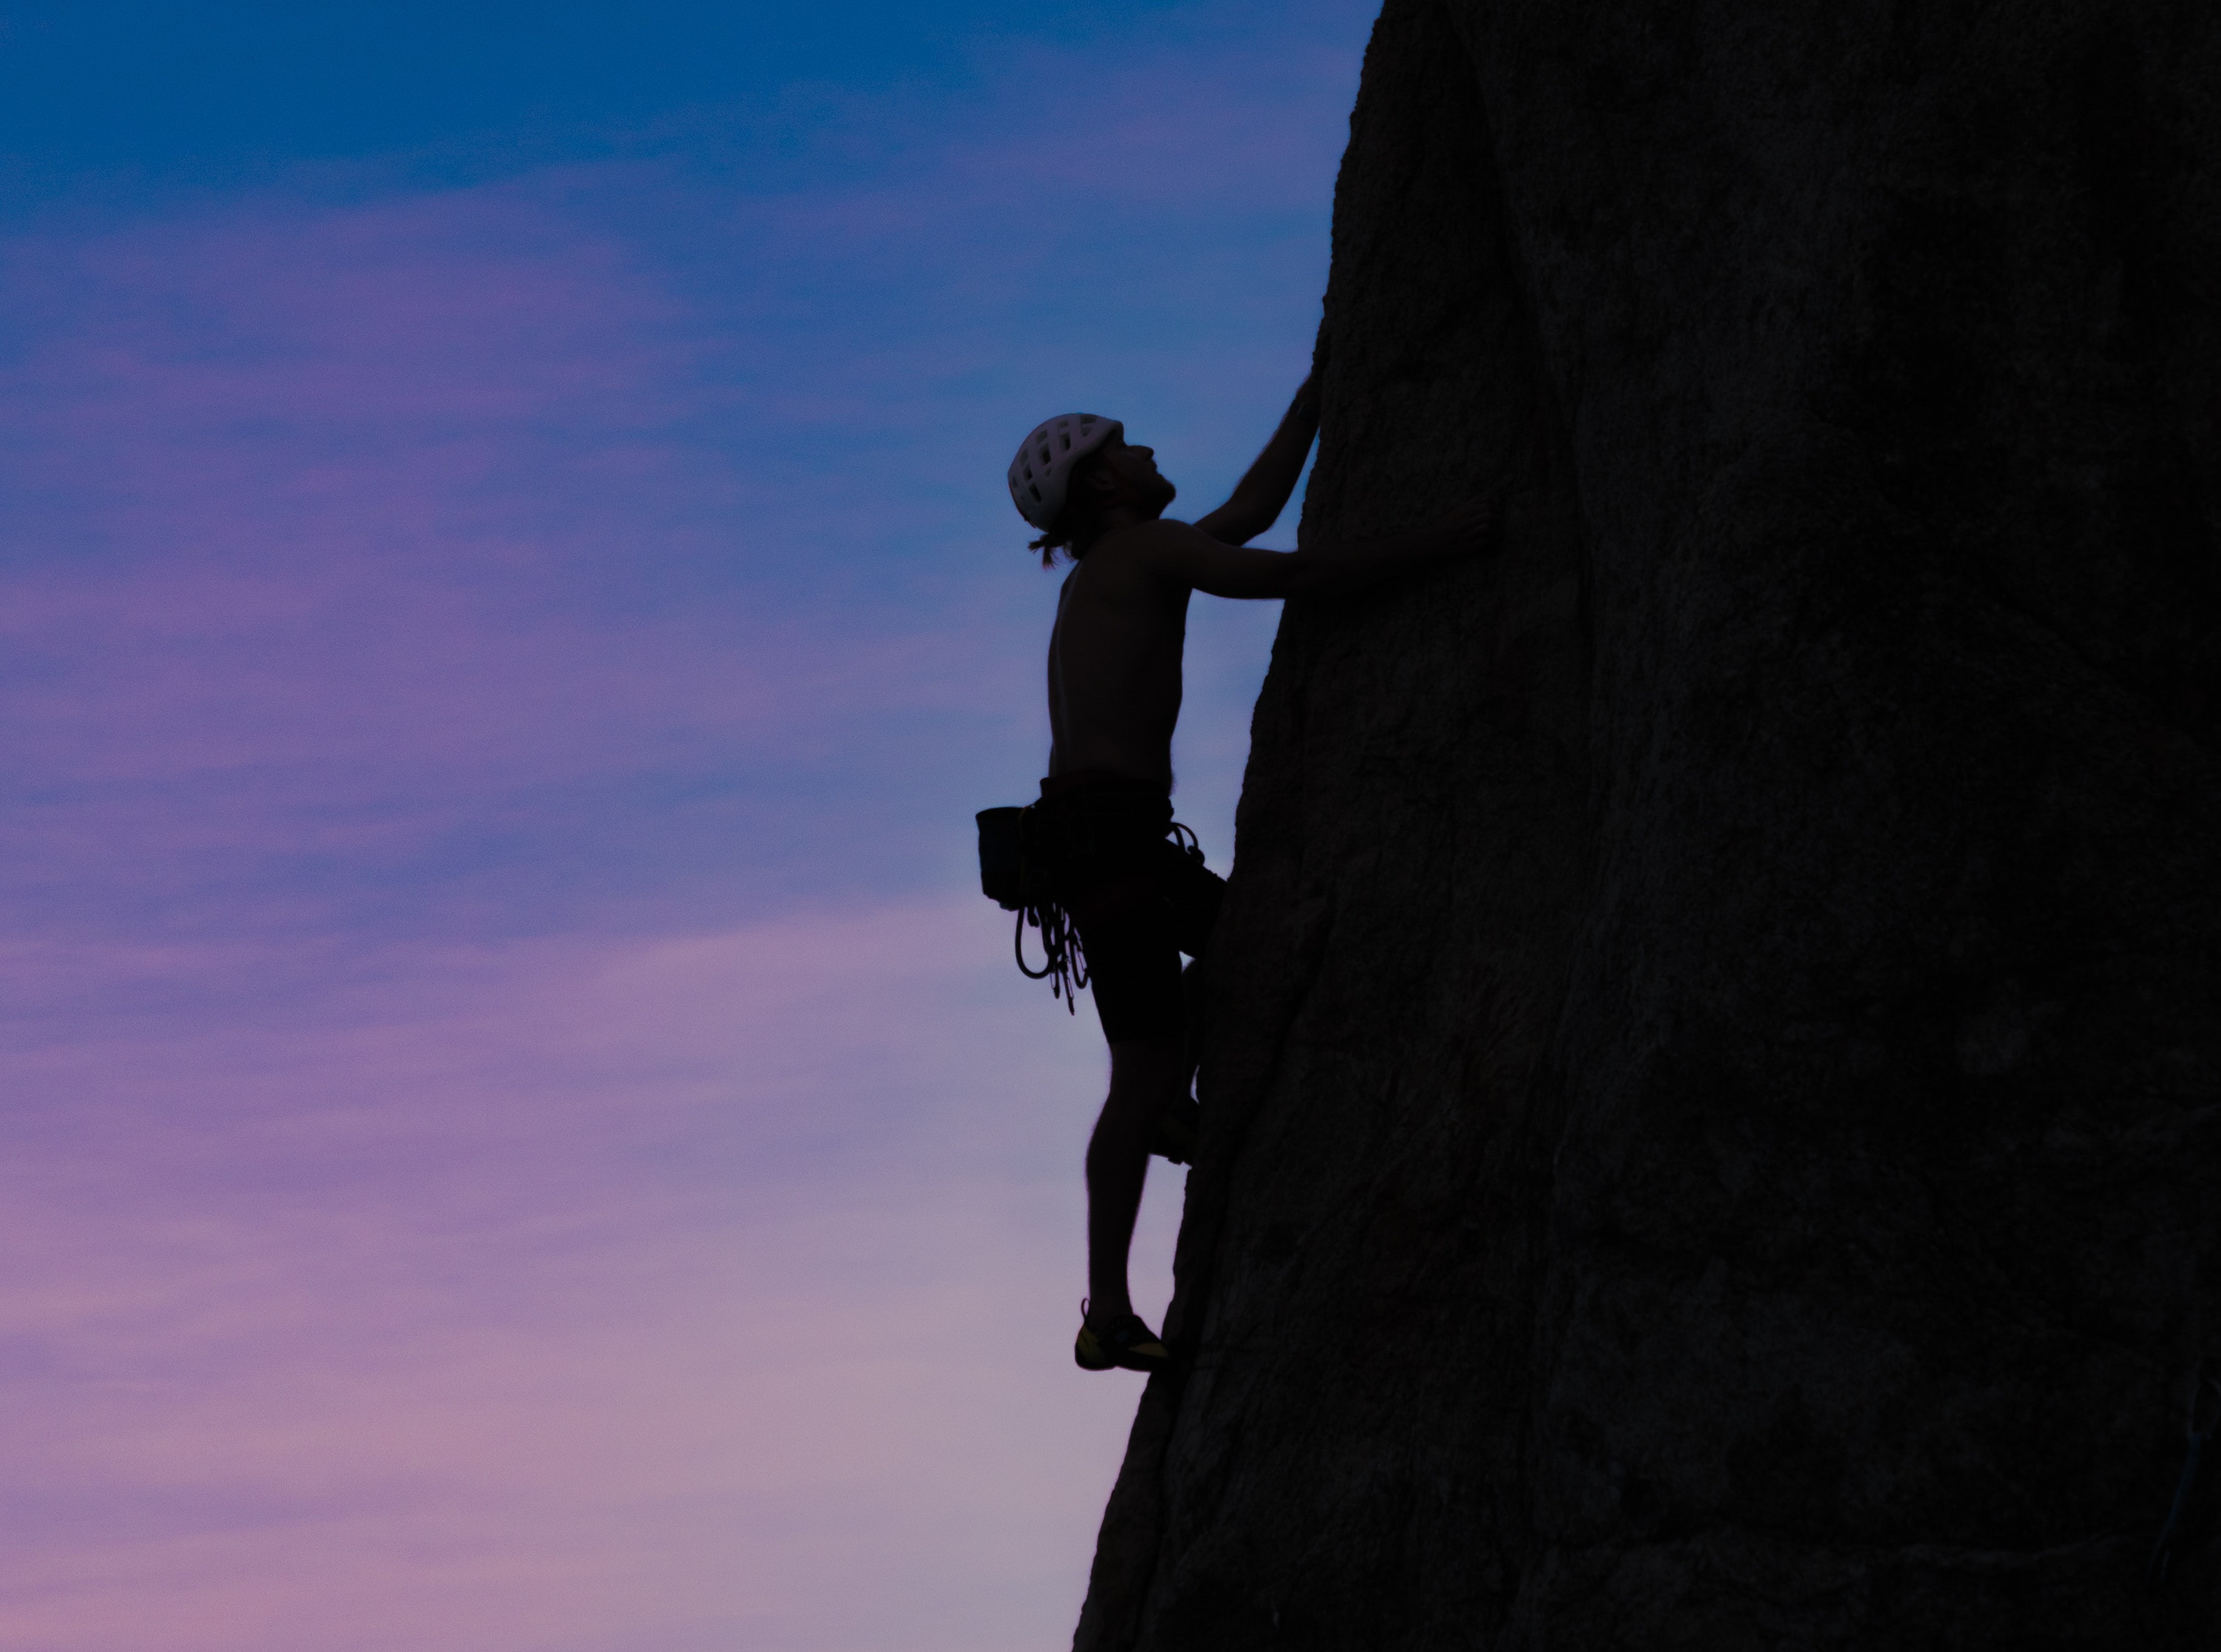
[1066,872,1186,1045]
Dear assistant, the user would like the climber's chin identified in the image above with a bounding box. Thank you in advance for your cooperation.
[1093,435,1178,519]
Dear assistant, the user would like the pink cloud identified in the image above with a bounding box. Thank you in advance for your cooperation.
[0,898,1176,1652]
[0,180,1015,945]
[0,9,1366,1645]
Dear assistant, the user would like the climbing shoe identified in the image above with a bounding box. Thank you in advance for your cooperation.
[1075,1304,1171,1373]
[1151,1097,1200,1165]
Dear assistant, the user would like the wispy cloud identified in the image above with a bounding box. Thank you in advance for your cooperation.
[0,3,1373,1646]
[1,899,1171,1652]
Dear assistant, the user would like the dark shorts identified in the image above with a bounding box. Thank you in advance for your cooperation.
[1034,773,1226,1045]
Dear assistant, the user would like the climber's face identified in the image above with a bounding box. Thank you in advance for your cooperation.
[1089,435,1177,517]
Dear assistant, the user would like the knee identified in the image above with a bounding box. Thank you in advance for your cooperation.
[1107,1038,1185,1096]
[1094,1043,1181,1138]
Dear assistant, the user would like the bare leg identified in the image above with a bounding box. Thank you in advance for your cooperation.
[1085,1038,1185,1324]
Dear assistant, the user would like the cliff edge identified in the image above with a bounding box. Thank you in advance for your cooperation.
[1078,2,2221,1646]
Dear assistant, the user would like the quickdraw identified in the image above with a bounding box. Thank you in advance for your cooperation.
[1015,893,1090,1015]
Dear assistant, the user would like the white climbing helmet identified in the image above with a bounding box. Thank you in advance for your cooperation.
[1008,413,1123,530]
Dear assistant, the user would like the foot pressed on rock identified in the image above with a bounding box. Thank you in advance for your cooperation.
[1075,1303,1171,1373]
[1150,1097,1200,1165]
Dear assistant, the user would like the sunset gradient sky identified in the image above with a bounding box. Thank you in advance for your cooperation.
[0,4,1373,1647]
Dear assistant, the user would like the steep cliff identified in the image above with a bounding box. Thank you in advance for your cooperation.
[1077,2,2221,1646]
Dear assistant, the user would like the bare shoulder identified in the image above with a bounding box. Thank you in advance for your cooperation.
[1092,518,1206,552]
[1072,519,1197,585]
[1094,518,1232,575]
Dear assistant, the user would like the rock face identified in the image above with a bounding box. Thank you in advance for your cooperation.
[1076,2,2221,1646]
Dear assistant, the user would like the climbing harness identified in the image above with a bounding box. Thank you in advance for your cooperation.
[975,793,1204,1016]
[2149,1356,2220,1588]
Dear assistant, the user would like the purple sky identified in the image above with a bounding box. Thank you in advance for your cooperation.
[0,6,1373,1646]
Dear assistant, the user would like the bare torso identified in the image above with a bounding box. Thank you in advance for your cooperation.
[1047,524,1192,788]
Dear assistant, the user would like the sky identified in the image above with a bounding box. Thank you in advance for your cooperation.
[0,4,1375,1648]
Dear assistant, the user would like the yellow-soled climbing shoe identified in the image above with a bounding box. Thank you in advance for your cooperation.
[1075,1304,1171,1373]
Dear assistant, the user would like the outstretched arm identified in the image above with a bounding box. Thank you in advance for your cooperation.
[1192,375,1321,546]
[1141,499,1497,599]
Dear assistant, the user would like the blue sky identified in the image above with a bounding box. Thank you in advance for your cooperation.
[1,4,1270,187]
[0,4,1376,1647]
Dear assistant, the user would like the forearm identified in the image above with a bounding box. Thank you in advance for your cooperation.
[1204,387,1320,543]
[1172,494,1494,600]
[1235,392,1320,515]
[1280,525,1475,598]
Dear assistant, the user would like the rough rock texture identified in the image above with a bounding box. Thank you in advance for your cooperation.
[1076,2,2221,1647]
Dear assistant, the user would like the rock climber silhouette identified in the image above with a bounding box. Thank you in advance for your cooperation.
[1004,369,1495,1372]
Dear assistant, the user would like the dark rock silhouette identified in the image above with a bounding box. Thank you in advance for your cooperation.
[1076,1,2221,1646]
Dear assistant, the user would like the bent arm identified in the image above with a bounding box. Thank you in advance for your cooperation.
[1192,375,1321,546]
